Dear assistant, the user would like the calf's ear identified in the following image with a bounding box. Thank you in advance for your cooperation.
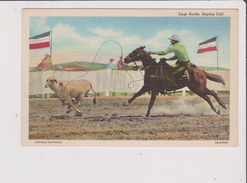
[59,82,63,86]
[53,79,58,83]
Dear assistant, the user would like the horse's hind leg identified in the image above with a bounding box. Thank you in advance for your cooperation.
[204,88,227,109]
[189,86,220,115]
[197,93,220,115]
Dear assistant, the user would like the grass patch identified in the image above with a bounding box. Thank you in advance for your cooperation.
[166,91,183,96]
[29,94,58,99]
[30,92,140,98]
[186,91,196,96]
[217,91,230,95]
[29,90,229,98]
[110,92,138,96]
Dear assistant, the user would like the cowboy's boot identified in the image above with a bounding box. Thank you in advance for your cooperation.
[182,70,189,79]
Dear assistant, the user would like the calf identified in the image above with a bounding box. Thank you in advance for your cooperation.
[45,76,97,115]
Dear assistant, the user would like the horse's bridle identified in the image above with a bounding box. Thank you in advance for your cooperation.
[128,48,154,70]
[138,49,156,70]
[128,50,141,62]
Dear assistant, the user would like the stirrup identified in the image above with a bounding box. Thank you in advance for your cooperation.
[182,70,188,78]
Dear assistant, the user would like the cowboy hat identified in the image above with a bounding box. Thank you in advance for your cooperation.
[109,58,114,62]
[168,35,181,42]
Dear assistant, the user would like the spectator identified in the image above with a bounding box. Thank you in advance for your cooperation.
[117,56,124,69]
[43,53,51,68]
[105,58,117,69]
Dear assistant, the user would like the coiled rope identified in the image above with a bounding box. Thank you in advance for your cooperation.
[53,40,137,90]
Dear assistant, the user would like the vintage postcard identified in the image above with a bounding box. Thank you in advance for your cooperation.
[22,8,238,147]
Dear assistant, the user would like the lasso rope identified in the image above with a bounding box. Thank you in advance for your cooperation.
[53,40,136,90]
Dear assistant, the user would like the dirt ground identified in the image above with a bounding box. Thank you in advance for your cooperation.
[29,95,230,140]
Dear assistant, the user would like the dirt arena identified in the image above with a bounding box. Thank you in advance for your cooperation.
[29,95,230,140]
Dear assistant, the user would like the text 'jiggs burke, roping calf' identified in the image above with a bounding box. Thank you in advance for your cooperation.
[45,76,97,115]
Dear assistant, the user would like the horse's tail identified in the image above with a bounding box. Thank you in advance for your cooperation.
[203,71,225,85]
[90,83,97,105]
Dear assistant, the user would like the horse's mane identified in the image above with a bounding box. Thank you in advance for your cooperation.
[142,49,156,62]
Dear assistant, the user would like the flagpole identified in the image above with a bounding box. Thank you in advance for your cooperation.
[216,35,218,70]
[50,29,52,69]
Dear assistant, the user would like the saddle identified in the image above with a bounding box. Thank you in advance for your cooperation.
[159,58,197,93]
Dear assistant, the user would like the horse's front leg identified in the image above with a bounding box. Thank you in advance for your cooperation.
[143,90,159,118]
[123,85,149,106]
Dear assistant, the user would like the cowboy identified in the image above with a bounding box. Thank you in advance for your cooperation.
[117,56,124,69]
[105,58,117,69]
[149,35,190,75]
[148,35,190,92]
[42,53,51,69]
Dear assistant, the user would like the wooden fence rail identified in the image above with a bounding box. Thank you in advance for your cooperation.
[29,69,230,97]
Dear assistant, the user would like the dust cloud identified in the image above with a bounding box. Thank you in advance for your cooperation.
[152,96,229,116]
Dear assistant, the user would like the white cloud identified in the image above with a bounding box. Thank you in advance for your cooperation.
[119,30,173,51]
[52,23,104,48]
[30,17,51,34]
[29,18,230,69]
[119,35,149,54]
[156,30,173,38]
[145,30,172,49]
[180,29,193,37]
[119,35,143,46]
[53,23,80,41]
[90,27,123,37]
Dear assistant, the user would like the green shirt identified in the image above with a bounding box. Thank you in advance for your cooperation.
[155,43,189,61]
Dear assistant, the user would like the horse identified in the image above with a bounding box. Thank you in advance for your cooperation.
[122,46,227,118]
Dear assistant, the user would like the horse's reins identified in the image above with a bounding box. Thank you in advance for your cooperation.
[126,49,157,87]
[124,52,143,88]
[131,48,180,89]
[132,49,156,75]
[131,50,154,70]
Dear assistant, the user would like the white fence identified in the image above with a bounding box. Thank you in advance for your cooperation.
[29,69,230,97]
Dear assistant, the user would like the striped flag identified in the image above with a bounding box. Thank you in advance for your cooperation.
[197,37,217,54]
[29,31,51,49]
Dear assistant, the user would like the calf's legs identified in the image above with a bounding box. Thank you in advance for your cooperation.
[66,92,84,114]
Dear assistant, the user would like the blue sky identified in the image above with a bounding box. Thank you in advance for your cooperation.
[29,16,230,68]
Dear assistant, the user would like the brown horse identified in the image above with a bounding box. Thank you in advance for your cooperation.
[123,46,227,118]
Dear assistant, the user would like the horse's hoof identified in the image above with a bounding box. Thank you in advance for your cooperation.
[76,113,82,116]
[221,104,227,109]
[141,115,147,119]
[214,108,220,115]
[122,101,129,106]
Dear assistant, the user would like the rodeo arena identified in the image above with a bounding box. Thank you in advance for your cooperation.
[29,31,230,141]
